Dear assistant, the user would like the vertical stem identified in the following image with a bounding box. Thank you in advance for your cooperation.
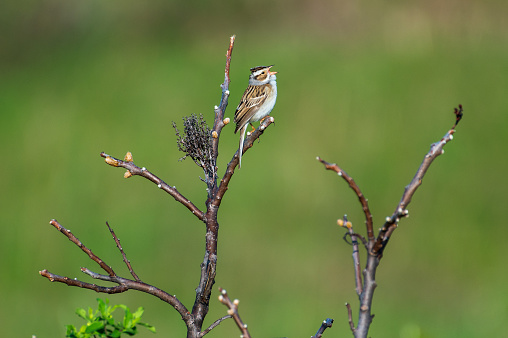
[355,252,378,338]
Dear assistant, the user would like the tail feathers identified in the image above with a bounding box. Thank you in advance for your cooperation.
[238,125,247,169]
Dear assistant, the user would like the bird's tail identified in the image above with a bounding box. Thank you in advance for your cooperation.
[238,125,247,169]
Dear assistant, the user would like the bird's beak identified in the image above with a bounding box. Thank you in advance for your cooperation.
[268,65,277,75]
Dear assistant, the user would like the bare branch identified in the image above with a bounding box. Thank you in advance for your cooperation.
[317,158,374,242]
[346,303,355,333]
[338,216,363,296]
[100,152,205,221]
[213,116,275,208]
[48,219,115,276]
[40,220,192,323]
[199,315,232,337]
[372,124,459,256]
[452,104,464,129]
[39,270,128,293]
[217,288,251,338]
[211,35,235,157]
[311,318,334,338]
[106,222,141,282]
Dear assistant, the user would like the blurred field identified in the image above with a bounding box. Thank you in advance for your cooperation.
[1,1,507,337]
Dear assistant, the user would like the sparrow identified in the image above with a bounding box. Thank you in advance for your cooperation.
[234,65,278,168]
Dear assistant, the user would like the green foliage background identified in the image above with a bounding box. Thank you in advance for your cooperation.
[1,1,507,337]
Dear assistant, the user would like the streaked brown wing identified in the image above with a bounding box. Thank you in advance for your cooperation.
[234,84,269,133]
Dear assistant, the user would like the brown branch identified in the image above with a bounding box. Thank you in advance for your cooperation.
[213,116,275,209]
[452,104,463,129]
[217,288,251,338]
[203,35,236,203]
[106,221,141,282]
[100,152,205,222]
[39,269,128,293]
[317,158,374,242]
[211,35,235,162]
[199,315,232,337]
[311,318,334,338]
[346,303,355,333]
[40,220,192,324]
[338,216,363,296]
[372,126,458,256]
[48,219,116,276]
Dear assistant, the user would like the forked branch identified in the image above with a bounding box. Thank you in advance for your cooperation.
[217,288,251,338]
[39,220,191,323]
[318,105,463,337]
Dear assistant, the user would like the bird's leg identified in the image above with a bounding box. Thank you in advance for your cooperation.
[259,115,270,123]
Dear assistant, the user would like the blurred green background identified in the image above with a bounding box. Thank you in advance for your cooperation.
[1,0,507,337]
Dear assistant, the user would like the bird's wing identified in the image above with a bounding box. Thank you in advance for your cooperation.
[234,84,270,133]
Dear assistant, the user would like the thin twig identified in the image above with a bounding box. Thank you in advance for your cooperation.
[208,35,236,201]
[213,116,275,209]
[346,303,355,333]
[372,105,463,256]
[338,216,363,296]
[106,222,141,282]
[217,288,251,338]
[39,270,128,293]
[48,219,116,276]
[311,318,334,338]
[372,128,458,256]
[100,152,205,222]
[452,104,463,129]
[40,220,191,323]
[199,315,232,337]
[317,158,374,242]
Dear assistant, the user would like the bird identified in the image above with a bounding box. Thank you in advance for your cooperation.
[234,65,278,168]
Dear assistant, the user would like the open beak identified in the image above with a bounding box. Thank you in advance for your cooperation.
[268,65,278,75]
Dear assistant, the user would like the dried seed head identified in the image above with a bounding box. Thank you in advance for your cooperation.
[172,114,214,179]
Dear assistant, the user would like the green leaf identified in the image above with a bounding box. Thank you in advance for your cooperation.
[97,298,108,319]
[84,321,104,334]
[123,327,137,336]
[122,307,133,329]
[109,329,122,338]
[75,308,87,320]
[65,324,78,338]
[138,322,156,333]
[131,307,144,325]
